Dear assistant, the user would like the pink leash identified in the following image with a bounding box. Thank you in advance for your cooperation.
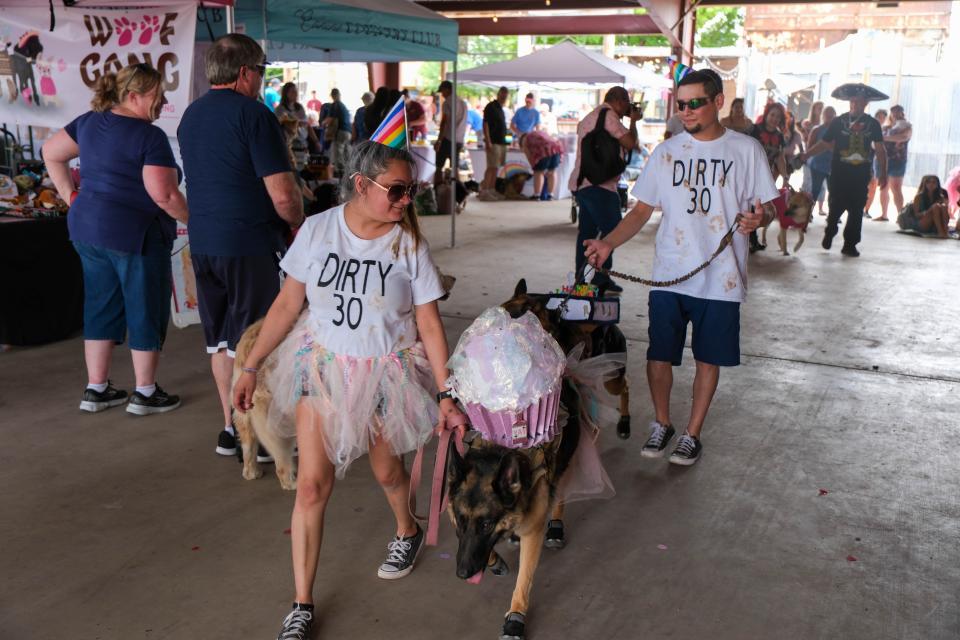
[409,412,468,547]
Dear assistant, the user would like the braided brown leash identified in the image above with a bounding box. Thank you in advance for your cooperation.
[595,220,741,288]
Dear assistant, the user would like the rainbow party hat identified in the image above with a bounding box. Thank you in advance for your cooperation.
[369,97,407,149]
[666,57,692,85]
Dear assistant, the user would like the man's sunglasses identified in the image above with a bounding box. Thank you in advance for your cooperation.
[676,96,713,112]
[357,174,419,202]
[247,62,268,75]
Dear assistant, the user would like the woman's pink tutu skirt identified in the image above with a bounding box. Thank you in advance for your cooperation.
[263,315,437,477]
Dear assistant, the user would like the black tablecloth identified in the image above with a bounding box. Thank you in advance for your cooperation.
[0,215,83,345]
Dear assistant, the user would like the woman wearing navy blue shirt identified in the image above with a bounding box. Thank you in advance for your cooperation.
[43,63,189,415]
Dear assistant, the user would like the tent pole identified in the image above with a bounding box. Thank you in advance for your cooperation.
[450,60,458,248]
[225,4,235,34]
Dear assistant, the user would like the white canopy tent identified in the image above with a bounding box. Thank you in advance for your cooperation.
[451,41,670,89]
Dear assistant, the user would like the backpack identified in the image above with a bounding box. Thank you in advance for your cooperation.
[577,108,627,188]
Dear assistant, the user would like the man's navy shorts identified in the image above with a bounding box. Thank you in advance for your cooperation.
[646,290,741,367]
[192,253,282,358]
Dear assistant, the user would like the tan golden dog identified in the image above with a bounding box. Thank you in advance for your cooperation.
[231,318,298,490]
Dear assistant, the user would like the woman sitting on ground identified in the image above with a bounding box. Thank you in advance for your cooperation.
[898,175,951,238]
[519,130,564,201]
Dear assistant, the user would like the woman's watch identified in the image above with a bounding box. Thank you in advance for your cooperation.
[436,389,453,403]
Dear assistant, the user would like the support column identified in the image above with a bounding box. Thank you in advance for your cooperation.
[367,62,401,91]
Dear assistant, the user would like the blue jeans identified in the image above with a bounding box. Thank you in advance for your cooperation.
[575,186,622,278]
[72,220,172,350]
[810,168,829,203]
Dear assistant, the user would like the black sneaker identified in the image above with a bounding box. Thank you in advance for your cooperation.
[501,612,526,640]
[616,416,631,439]
[377,524,424,580]
[641,421,675,458]
[277,603,314,640]
[215,427,237,457]
[669,434,702,466]
[544,519,565,549]
[79,381,128,413]
[841,245,860,257]
[257,444,274,464]
[125,384,180,415]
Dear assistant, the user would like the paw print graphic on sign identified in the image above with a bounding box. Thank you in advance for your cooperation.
[139,16,161,46]
[114,16,137,46]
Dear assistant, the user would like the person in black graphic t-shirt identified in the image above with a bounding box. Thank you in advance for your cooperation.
[803,88,886,257]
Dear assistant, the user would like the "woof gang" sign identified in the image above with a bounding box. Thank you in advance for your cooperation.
[0,4,196,136]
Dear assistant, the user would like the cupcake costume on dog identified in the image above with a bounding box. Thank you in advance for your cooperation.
[262,205,445,476]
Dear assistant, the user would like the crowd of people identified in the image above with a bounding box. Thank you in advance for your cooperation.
[41,27,943,640]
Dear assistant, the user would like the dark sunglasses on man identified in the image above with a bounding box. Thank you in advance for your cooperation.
[676,96,714,112]
[354,173,419,203]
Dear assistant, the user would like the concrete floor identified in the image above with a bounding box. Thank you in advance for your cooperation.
[2,198,959,640]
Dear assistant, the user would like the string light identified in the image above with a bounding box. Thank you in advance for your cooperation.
[545,0,551,5]
[492,15,498,22]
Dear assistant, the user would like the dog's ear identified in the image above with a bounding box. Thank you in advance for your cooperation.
[514,279,528,298]
[447,443,468,489]
[495,452,527,509]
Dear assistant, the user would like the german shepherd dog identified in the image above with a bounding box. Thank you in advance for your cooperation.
[445,279,629,640]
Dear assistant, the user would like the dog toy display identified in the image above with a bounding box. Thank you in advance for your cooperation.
[446,306,565,448]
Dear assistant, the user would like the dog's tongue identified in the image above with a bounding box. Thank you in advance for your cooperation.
[466,571,484,585]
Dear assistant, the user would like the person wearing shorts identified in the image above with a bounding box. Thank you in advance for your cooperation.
[584,69,778,467]
[481,87,509,199]
[433,80,467,188]
[178,34,304,457]
[42,63,189,416]
[873,105,911,222]
[520,130,564,201]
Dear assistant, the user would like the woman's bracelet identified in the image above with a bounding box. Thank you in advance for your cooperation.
[241,367,259,374]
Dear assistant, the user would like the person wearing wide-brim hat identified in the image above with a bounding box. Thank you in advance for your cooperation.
[802,83,888,257]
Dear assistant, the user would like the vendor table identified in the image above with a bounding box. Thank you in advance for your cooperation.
[0,215,83,345]
[468,134,577,200]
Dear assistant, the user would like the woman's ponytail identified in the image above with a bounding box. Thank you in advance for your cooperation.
[90,73,119,112]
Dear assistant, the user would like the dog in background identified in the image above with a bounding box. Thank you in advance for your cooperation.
[760,187,815,255]
[502,279,630,439]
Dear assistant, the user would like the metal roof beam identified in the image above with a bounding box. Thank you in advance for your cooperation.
[456,13,661,35]
[418,0,641,11]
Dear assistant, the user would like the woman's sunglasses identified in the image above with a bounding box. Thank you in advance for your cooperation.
[676,97,713,112]
[357,174,418,203]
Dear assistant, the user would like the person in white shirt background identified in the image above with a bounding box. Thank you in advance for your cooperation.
[233,141,465,640]
[583,69,778,467]
[433,79,467,188]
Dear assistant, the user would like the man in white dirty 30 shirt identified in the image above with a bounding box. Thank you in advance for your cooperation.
[584,69,779,467]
